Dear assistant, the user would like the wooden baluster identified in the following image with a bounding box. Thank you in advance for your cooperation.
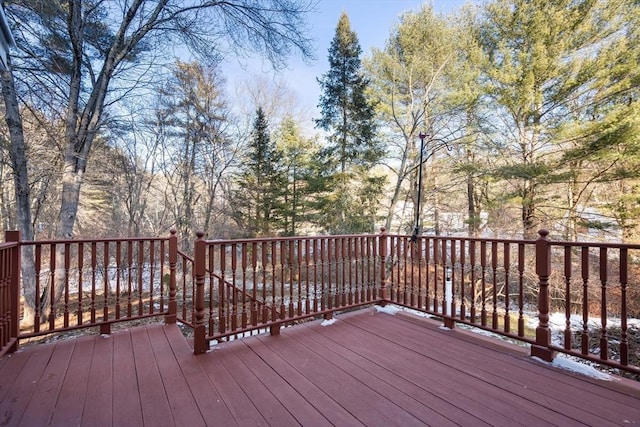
[297,240,303,316]
[219,243,227,334]
[271,241,278,322]
[313,239,319,313]
[620,248,628,366]
[503,243,510,333]
[451,240,457,320]
[102,242,110,334]
[416,237,423,310]
[564,245,572,350]
[402,236,408,305]
[425,238,431,310]
[491,241,498,329]
[251,241,258,325]
[459,240,466,320]
[63,243,70,328]
[279,241,286,319]
[230,242,238,331]
[480,240,487,327]
[127,241,133,318]
[289,240,295,317]
[77,242,84,325]
[599,247,608,360]
[149,240,155,315]
[34,244,41,332]
[365,237,373,301]
[328,238,334,310]
[441,239,448,316]
[580,247,589,354]
[305,239,311,314]
[241,242,248,329]
[518,243,525,336]
[208,243,215,334]
[469,240,476,324]
[433,238,440,313]
[49,243,56,330]
[340,238,347,307]
[91,242,97,324]
[320,239,326,311]
[159,239,165,313]
[261,241,268,323]
[137,240,144,316]
[347,237,353,306]
[115,241,121,319]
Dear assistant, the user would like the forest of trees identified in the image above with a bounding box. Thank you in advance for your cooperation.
[2,0,640,245]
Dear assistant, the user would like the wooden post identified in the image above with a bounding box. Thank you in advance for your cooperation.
[531,229,556,362]
[6,230,20,354]
[165,229,177,324]
[379,227,388,305]
[193,232,209,354]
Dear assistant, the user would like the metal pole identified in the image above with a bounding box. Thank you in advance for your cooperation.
[412,132,427,242]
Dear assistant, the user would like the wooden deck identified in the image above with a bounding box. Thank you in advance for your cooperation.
[1,308,639,426]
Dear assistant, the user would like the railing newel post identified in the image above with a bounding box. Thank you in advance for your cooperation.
[165,229,177,324]
[193,231,209,354]
[531,229,556,362]
[379,227,388,305]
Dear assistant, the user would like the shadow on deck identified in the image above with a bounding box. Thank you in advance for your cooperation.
[1,308,639,426]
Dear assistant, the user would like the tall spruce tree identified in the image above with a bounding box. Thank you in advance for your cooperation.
[316,12,384,233]
[234,107,285,237]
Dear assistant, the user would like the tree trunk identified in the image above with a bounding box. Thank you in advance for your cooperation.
[1,59,37,324]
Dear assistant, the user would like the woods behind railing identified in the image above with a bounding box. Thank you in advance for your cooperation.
[1,229,638,376]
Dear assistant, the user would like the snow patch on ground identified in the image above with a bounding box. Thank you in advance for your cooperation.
[439,325,452,331]
[375,305,400,315]
[533,354,614,381]
[321,318,337,327]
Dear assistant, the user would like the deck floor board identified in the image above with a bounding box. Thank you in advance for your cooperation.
[1,308,639,426]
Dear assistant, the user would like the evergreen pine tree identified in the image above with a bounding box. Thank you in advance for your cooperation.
[316,12,385,233]
[234,107,286,237]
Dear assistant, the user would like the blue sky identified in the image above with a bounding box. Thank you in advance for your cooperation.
[223,0,474,128]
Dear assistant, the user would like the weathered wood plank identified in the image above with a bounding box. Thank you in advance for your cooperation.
[235,339,332,427]
[112,329,144,427]
[49,336,95,427]
[196,344,268,425]
[130,326,174,426]
[256,332,422,427]
[18,341,75,426]
[81,334,113,425]
[243,335,359,426]
[163,325,237,426]
[146,325,206,426]
[215,340,300,426]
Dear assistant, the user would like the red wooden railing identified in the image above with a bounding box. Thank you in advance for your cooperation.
[1,228,638,375]
[187,232,384,353]
[0,231,20,357]
[13,232,174,340]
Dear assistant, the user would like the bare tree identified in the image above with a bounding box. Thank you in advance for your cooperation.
[3,0,315,308]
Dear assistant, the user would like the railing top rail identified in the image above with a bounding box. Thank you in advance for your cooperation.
[390,233,534,245]
[549,240,640,250]
[203,233,382,245]
[0,241,19,249]
[18,236,170,245]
